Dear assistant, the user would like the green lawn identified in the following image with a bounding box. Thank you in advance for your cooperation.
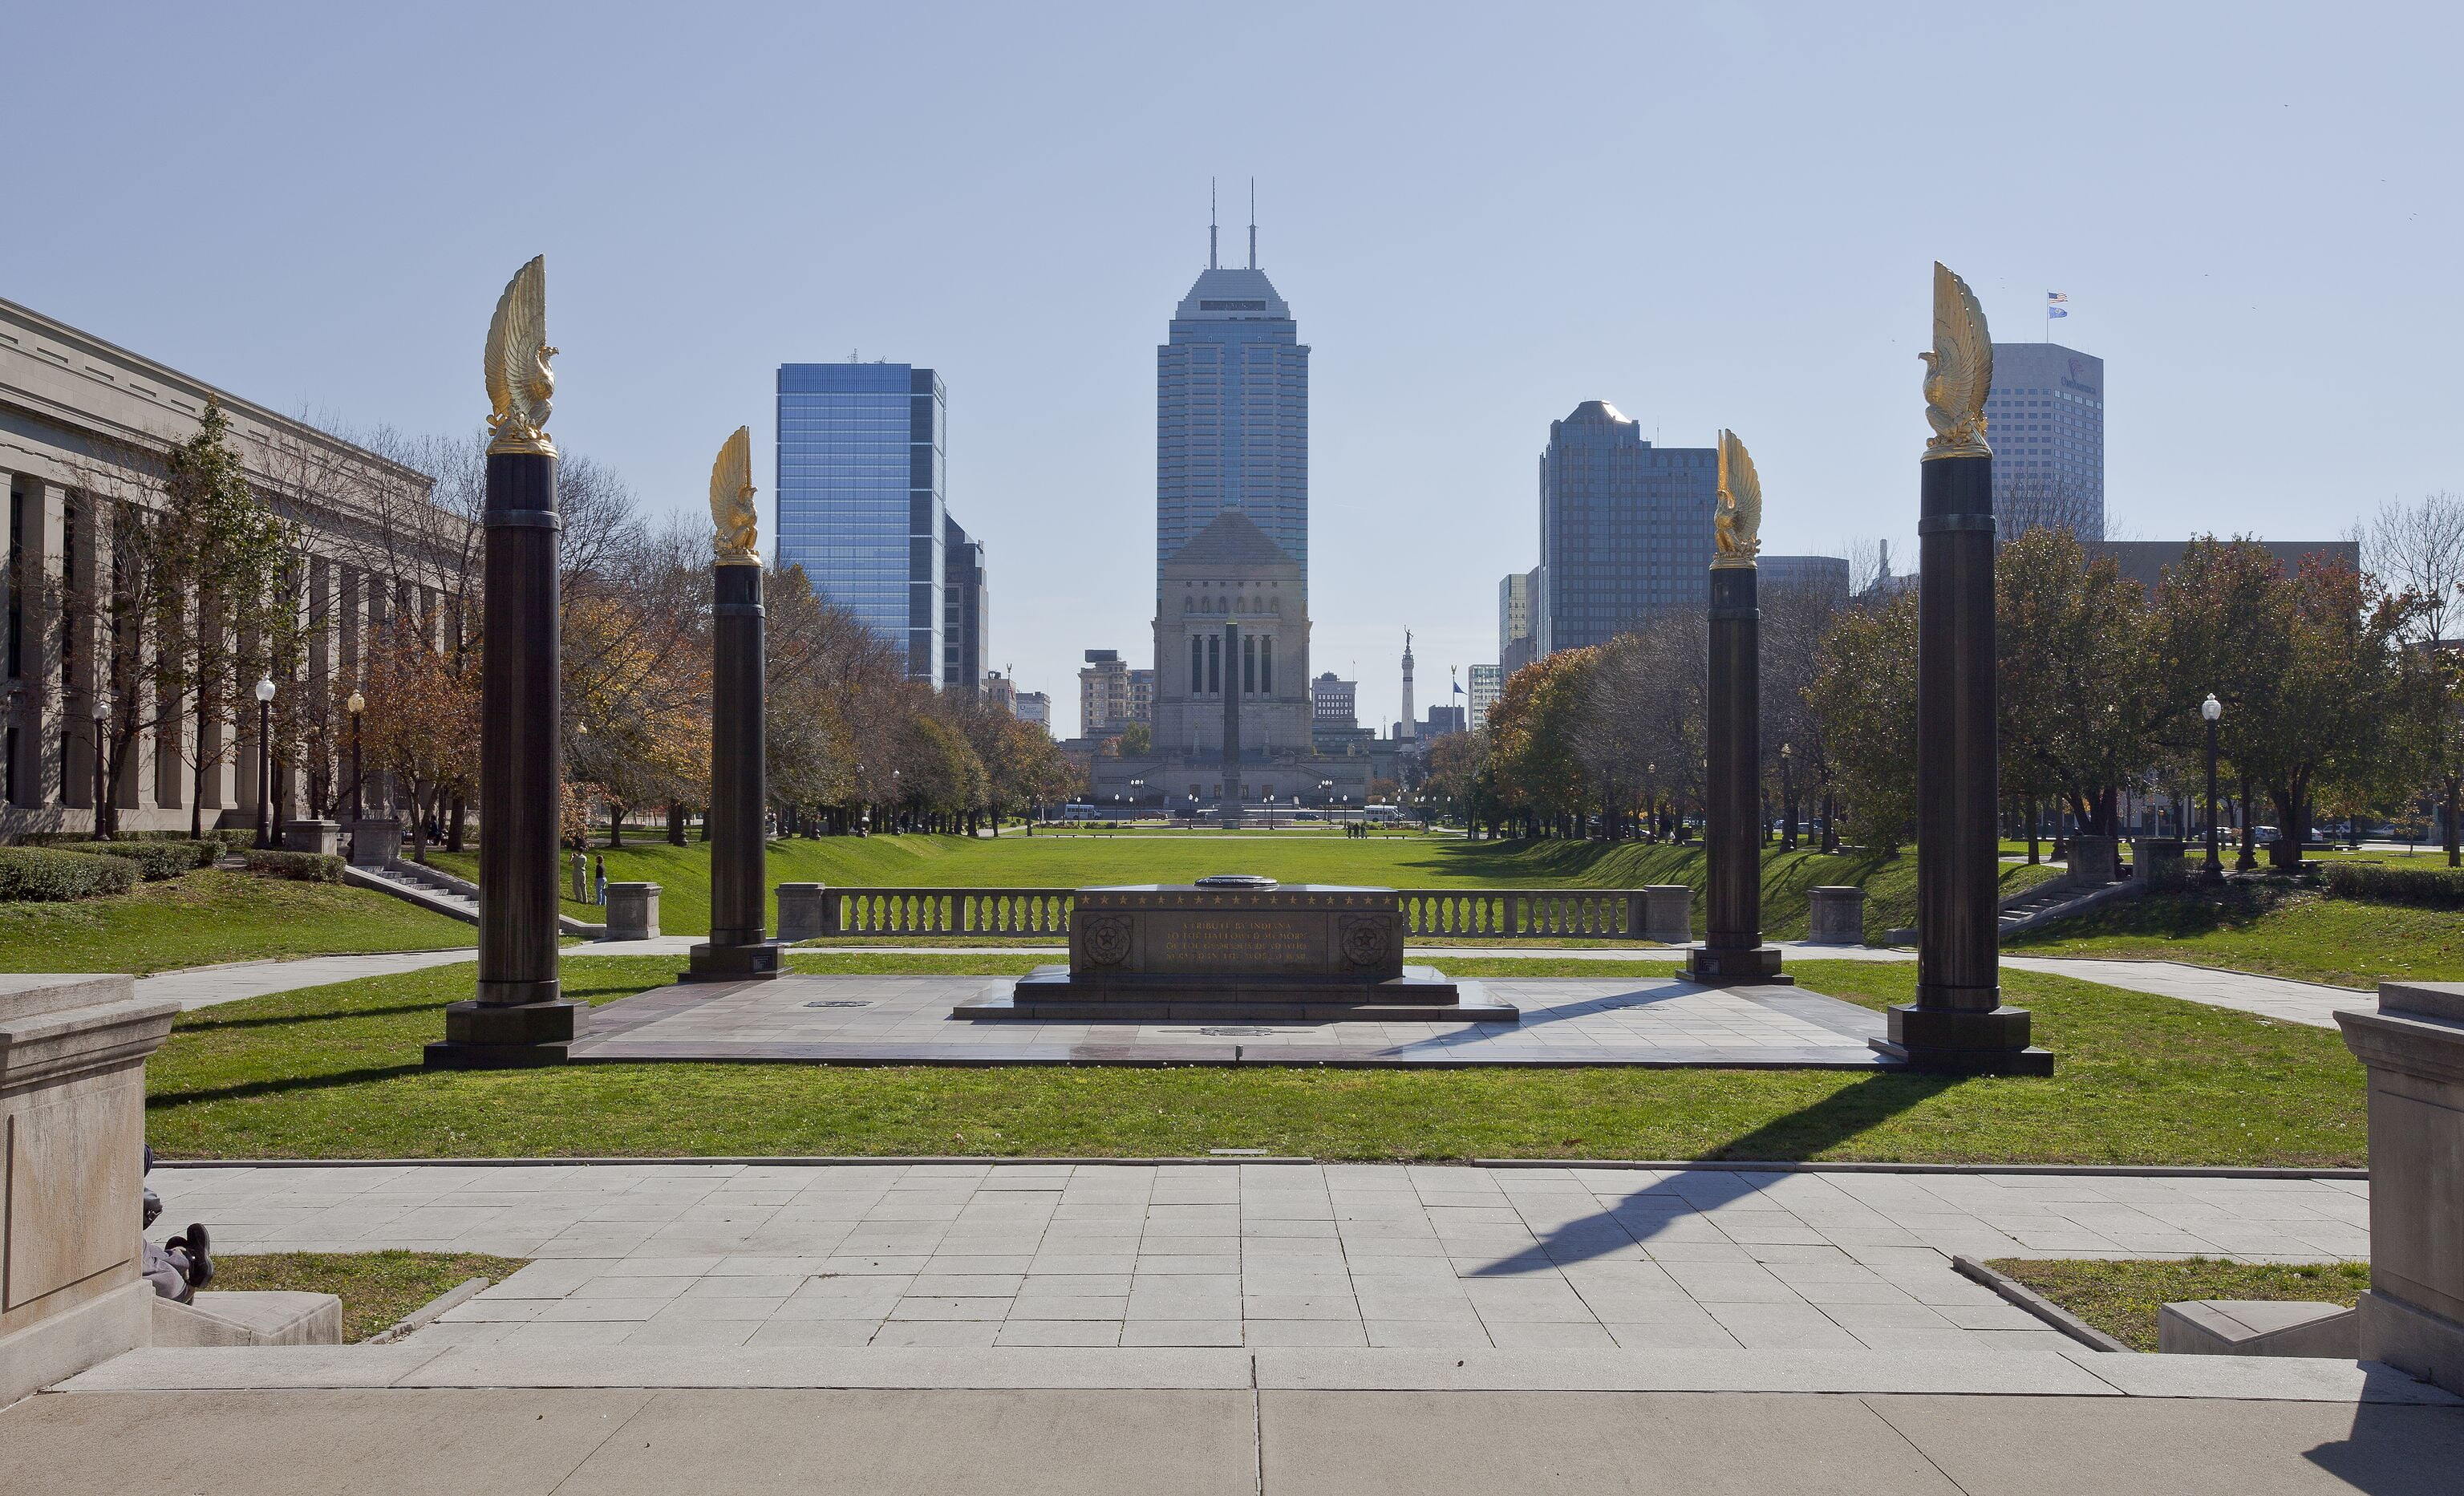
[1987,1258,2368,1352]
[427,837,2064,942]
[211,1250,529,1342]
[2010,881,2462,990]
[144,954,2362,1167]
[0,868,472,975]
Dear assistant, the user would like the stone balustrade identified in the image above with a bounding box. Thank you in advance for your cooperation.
[779,886,1669,942]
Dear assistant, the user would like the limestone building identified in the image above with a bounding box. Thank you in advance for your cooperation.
[0,295,465,837]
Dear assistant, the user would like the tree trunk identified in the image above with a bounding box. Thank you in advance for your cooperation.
[667,802,687,846]
[608,804,625,848]
[2269,784,2304,870]
[446,796,467,853]
[2446,777,2460,869]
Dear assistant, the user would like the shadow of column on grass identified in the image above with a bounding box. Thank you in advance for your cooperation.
[147,1064,428,1109]
[1465,1072,1963,1277]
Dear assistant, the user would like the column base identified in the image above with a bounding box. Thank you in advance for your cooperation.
[2360,1290,2464,1397]
[424,997,581,1068]
[1870,1003,2054,1075]
[683,939,786,983]
[1684,944,1793,986]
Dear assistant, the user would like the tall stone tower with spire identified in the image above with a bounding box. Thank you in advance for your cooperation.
[1399,631,1416,741]
[1154,181,1310,595]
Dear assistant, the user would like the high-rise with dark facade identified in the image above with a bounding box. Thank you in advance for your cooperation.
[1155,213,1308,592]
[1534,401,1716,655]
[941,517,987,693]
[776,362,967,683]
[1988,343,2105,541]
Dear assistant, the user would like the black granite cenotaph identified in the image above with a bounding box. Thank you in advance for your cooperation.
[428,257,582,1068]
[1686,430,1789,986]
[686,427,784,981]
[954,877,1517,1022]
[1874,264,2052,1075]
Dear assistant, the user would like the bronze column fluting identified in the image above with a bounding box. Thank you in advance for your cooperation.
[425,447,578,1067]
[685,562,780,980]
[1877,452,2049,1073]
[1685,565,1788,986]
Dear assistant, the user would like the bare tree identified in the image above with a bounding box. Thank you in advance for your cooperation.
[2364,493,2464,644]
[1997,472,2105,544]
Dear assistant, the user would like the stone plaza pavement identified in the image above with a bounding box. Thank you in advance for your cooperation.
[146,1161,2371,1355]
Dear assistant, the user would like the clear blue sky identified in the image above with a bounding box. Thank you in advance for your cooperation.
[7,2,2457,737]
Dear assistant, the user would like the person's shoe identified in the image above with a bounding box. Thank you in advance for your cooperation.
[181,1223,213,1289]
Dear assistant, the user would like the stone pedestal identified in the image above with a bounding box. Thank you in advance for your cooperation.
[428,447,579,1068]
[0,975,179,1406]
[1687,566,1789,988]
[603,882,660,941]
[777,883,832,943]
[348,818,399,868]
[1641,886,1693,945]
[282,819,339,857]
[962,882,1515,1022]
[1876,449,2049,1075]
[2336,981,2464,1394]
[2132,836,2186,887]
[687,562,783,983]
[2069,834,2122,885]
[1807,886,1867,945]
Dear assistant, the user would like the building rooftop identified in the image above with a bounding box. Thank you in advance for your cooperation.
[1163,509,1299,572]
[1173,266,1291,322]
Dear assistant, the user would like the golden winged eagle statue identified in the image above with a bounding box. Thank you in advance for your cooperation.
[1919,261,1992,461]
[1712,428,1761,567]
[483,256,557,457]
[710,425,759,566]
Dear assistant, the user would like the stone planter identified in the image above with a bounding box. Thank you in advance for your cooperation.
[776,883,831,943]
[2069,834,2122,884]
[282,819,340,857]
[604,882,661,941]
[348,818,400,867]
[2131,836,2186,887]
[2336,981,2464,1394]
[1806,886,1866,945]
[1640,886,1692,945]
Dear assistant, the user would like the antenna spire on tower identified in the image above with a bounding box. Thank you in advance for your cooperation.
[1247,177,1257,269]
[1209,178,1218,270]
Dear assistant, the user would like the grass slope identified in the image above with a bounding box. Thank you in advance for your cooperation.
[0,868,472,975]
[210,1251,529,1342]
[429,836,2063,941]
[2009,881,2464,989]
[1987,1258,2368,1352]
[144,955,2361,1167]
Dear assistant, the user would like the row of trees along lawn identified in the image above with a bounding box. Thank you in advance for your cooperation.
[1425,505,2464,870]
[336,432,1083,855]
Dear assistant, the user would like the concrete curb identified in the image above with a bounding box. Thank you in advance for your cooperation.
[1955,1255,2135,1353]
[363,1278,488,1346]
[149,1155,2365,1178]
[1471,1159,2368,1180]
[152,1155,1323,1170]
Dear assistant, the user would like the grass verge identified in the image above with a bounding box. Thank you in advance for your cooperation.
[144,955,2363,1167]
[2010,880,2463,989]
[1986,1257,2368,1352]
[209,1250,529,1342]
[0,867,472,975]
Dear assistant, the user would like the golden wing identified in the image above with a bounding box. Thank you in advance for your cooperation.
[709,425,759,565]
[1923,261,1993,460]
[484,256,553,456]
[1713,428,1762,565]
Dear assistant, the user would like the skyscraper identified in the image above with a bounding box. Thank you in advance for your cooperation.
[1535,401,1717,655]
[776,362,961,682]
[1155,196,1309,591]
[1497,570,1538,676]
[1467,663,1502,732]
[941,517,987,692]
[1987,343,2105,541]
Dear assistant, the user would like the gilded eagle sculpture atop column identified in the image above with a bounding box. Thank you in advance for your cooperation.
[709,425,759,566]
[1919,261,1992,461]
[1712,428,1761,567]
[483,256,557,457]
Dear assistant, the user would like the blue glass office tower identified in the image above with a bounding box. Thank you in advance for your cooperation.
[775,363,948,681]
[1534,400,1717,655]
[1156,222,1309,592]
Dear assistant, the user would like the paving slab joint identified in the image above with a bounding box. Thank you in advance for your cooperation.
[1953,1255,2134,1354]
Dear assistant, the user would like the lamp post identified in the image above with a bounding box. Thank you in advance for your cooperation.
[346,689,366,823]
[1780,742,1797,851]
[252,675,276,849]
[2202,693,2223,882]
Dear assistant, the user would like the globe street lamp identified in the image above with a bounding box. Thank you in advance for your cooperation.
[1780,742,1797,851]
[2202,692,2224,882]
[346,689,366,823]
[253,675,277,849]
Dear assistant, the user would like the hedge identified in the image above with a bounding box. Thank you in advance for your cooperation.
[0,846,140,901]
[243,849,344,883]
[71,840,218,881]
[2320,861,2464,910]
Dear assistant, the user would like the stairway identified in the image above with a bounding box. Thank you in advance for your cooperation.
[343,860,605,937]
[1995,871,2138,939]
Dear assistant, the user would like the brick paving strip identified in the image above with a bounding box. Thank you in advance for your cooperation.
[137,1162,2373,1359]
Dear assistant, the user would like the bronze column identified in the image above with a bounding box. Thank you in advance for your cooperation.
[685,560,780,979]
[429,257,578,1068]
[1686,562,1787,984]
[1875,263,2049,1075]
